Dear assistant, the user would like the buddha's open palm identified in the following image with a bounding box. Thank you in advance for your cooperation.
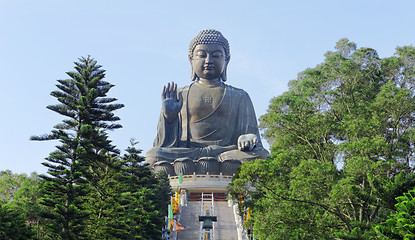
[162,82,183,122]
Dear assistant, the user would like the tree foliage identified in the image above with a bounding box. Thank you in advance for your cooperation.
[83,140,171,239]
[0,202,36,240]
[27,56,170,239]
[30,56,124,239]
[0,170,31,202]
[229,40,415,239]
[116,140,171,239]
[0,171,42,239]
[376,189,415,239]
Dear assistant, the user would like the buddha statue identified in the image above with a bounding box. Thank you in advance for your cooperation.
[145,29,269,167]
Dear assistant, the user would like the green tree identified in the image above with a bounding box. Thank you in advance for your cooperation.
[76,138,170,240]
[30,56,124,239]
[0,170,29,202]
[115,140,171,239]
[153,170,171,222]
[376,189,415,239]
[0,171,48,239]
[83,153,126,239]
[229,40,415,239]
[0,201,35,240]
[8,172,51,239]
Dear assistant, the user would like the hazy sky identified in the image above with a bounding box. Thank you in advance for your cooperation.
[1,0,414,175]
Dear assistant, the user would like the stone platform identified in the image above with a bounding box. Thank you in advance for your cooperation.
[169,173,232,194]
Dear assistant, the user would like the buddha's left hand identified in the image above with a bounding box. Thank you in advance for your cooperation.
[237,134,258,151]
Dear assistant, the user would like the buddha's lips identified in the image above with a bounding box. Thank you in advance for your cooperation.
[204,65,214,70]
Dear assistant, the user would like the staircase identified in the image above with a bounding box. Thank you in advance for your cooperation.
[176,195,238,240]
[214,201,238,240]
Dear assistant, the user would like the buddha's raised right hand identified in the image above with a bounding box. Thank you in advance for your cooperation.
[162,82,183,123]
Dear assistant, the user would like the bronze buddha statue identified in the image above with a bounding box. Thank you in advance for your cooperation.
[145,29,269,167]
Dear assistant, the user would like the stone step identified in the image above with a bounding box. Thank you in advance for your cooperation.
[176,201,238,240]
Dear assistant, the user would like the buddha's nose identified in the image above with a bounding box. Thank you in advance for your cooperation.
[205,54,213,63]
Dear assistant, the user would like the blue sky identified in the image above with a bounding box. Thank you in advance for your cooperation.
[1,0,414,175]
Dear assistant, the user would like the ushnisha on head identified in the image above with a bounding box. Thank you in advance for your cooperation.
[189,29,230,81]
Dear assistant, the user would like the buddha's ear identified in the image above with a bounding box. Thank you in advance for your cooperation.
[221,60,230,82]
[190,57,197,81]
[190,63,197,81]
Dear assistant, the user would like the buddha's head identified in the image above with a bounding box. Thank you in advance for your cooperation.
[189,29,230,81]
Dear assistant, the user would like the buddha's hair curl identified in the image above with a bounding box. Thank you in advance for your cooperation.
[188,29,230,61]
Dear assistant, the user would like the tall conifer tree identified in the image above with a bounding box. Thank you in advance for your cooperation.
[117,140,169,239]
[31,56,124,239]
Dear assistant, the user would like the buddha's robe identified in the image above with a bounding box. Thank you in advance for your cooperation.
[145,83,269,166]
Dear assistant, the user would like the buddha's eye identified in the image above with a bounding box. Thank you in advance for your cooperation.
[212,51,224,58]
[195,51,207,58]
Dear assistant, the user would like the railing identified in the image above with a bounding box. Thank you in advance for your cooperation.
[169,173,233,191]
[199,193,216,240]
[189,192,226,202]
[169,172,233,183]
[229,199,249,240]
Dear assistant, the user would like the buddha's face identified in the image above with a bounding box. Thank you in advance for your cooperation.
[192,44,226,80]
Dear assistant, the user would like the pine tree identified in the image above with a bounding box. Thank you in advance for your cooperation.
[83,139,171,239]
[153,170,171,222]
[83,153,127,239]
[117,140,171,239]
[376,188,415,239]
[31,56,124,239]
[0,202,35,240]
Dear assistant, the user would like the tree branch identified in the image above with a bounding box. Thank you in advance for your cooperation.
[265,186,353,232]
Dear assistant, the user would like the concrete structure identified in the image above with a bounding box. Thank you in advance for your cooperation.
[169,173,232,193]
[176,198,239,240]
[167,172,252,239]
[214,201,239,240]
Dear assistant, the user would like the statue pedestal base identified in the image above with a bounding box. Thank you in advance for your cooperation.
[156,157,240,197]
[169,172,232,195]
